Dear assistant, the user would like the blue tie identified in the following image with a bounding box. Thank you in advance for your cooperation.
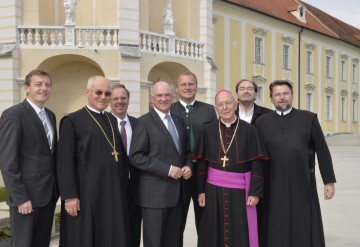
[165,115,180,153]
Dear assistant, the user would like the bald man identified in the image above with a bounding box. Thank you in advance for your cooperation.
[129,81,193,247]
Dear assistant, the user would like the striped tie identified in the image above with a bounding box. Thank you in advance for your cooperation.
[165,115,180,153]
[39,110,52,148]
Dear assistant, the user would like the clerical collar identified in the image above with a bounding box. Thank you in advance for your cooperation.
[86,105,105,114]
[179,100,195,113]
[275,107,292,116]
[220,116,237,128]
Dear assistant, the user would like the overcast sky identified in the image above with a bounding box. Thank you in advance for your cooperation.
[303,0,360,29]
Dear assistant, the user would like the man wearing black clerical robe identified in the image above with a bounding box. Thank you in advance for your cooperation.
[57,76,130,247]
[193,90,267,247]
[255,80,336,247]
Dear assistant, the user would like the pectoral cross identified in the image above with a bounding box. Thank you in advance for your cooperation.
[221,154,229,167]
[112,150,119,162]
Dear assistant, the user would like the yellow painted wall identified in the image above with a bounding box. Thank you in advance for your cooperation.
[229,19,241,92]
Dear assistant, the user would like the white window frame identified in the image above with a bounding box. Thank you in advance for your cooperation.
[306,50,313,74]
[353,99,358,122]
[341,60,347,81]
[353,63,357,83]
[254,36,263,64]
[326,95,332,121]
[283,44,290,69]
[256,86,264,102]
[341,97,346,121]
[326,56,332,78]
[306,92,312,111]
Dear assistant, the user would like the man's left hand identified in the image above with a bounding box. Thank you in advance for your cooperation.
[181,166,192,180]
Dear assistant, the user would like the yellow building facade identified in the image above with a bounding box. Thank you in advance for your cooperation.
[0,0,359,137]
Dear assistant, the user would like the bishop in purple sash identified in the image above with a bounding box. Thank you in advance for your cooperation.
[193,90,268,247]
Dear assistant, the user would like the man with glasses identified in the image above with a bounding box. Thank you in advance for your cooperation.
[171,71,217,246]
[193,89,266,247]
[57,76,130,246]
[235,79,272,125]
[255,80,336,247]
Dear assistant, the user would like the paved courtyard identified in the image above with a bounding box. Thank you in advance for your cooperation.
[50,134,360,247]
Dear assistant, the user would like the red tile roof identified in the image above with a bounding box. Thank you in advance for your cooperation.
[221,0,360,48]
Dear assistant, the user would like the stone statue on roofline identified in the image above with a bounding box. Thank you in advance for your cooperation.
[163,2,175,36]
[64,0,77,25]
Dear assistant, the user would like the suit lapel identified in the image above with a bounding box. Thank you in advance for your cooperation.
[23,100,52,150]
[150,109,179,154]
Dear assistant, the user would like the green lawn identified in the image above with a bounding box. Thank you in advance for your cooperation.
[0,187,7,202]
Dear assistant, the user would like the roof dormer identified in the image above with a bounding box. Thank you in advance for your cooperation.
[296,4,307,23]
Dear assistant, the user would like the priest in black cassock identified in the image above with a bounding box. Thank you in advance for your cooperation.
[255,80,336,247]
[193,89,267,247]
[57,76,130,246]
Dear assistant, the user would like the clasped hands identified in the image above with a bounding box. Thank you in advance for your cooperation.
[170,165,192,180]
[64,198,80,217]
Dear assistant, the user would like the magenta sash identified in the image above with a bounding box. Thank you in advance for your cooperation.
[207,167,259,247]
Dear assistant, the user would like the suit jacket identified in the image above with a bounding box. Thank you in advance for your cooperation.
[171,100,217,149]
[129,109,193,208]
[237,102,272,125]
[127,115,139,195]
[0,99,57,207]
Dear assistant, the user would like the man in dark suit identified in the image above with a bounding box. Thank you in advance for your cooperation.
[0,69,58,247]
[171,71,216,245]
[235,79,272,125]
[130,81,193,247]
[110,83,141,247]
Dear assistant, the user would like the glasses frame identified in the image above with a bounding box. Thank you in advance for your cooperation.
[89,89,112,97]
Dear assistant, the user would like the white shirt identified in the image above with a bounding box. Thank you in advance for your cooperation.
[238,104,254,123]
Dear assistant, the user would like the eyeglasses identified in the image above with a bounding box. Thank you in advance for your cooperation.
[89,89,112,97]
[238,87,254,92]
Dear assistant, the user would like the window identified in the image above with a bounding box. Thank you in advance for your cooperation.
[353,64,357,83]
[256,86,264,102]
[306,93,312,111]
[341,97,346,121]
[353,99,358,122]
[326,56,332,78]
[306,51,313,74]
[341,60,346,81]
[283,45,290,69]
[255,37,263,64]
[326,95,332,120]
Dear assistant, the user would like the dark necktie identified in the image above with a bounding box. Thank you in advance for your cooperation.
[39,110,51,148]
[120,120,127,152]
[186,104,195,151]
[165,115,180,152]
